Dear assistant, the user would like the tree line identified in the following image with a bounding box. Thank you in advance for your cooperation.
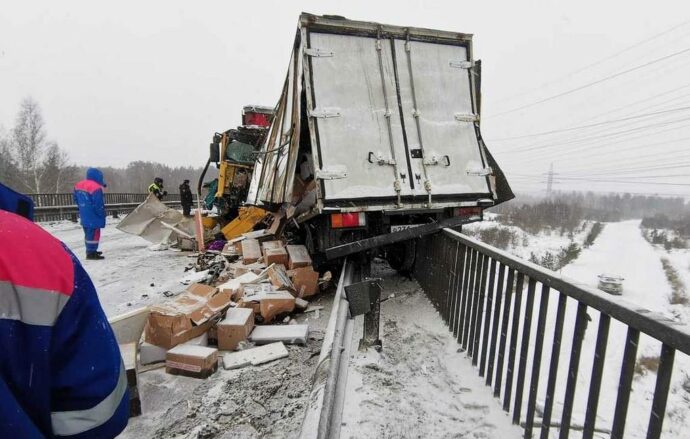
[1,97,208,194]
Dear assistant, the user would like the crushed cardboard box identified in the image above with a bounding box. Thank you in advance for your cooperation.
[288,267,319,298]
[267,264,295,292]
[218,272,260,301]
[144,283,231,349]
[166,344,218,379]
[239,288,296,323]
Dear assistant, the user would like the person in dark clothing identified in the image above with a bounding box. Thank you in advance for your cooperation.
[148,177,167,200]
[179,179,193,216]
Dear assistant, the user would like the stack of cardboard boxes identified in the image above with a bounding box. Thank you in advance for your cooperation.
[136,234,322,379]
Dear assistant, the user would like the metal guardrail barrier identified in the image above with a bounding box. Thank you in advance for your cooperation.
[414,228,690,439]
[28,193,189,222]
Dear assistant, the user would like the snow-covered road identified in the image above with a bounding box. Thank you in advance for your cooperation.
[41,218,194,317]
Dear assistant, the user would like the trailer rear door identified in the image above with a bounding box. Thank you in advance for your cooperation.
[308,32,412,201]
[393,39,491,196]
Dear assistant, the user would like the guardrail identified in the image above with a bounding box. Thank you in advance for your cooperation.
[414,228,690,439]
[28,193,189,222]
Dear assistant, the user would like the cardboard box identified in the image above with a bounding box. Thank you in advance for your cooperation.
[264,247,289,267]
[286,245,312,270]
[288,267,319,298]
[241,239,262,265]
[217,308,255,351]
[267,264,295,292]
[217,272,260,301]
[239,288,296,323]
[259,290,296,323]
[144,283,231,349]
[261,240,285,257]
[166,345,218,379]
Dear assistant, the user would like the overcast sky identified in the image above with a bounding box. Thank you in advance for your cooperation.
[1,0,689,196]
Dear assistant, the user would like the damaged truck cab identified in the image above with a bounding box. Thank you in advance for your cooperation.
[246,14,512,268]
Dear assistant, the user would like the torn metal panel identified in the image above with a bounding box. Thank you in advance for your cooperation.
[116,194,195,244]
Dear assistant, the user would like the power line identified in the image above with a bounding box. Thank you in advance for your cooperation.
[551,176,690,186]
[486,20,690,107]
[487,105,690,141]
[486,46,690,119]
[500,115,690,155]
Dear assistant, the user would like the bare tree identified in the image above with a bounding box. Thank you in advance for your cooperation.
[12,97,48,193]
[0,127,21,188]
[42,142,77,193]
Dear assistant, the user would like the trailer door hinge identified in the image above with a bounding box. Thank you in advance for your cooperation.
[316,166,348,180]
[309,108,341,119]
[305,47,334,57]
[454,113,480,122]
[449,60,473,69]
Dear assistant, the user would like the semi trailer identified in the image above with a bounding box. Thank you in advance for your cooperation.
[247,13,513,269]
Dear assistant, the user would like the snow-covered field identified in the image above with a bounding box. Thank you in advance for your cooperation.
[463,214,594,264]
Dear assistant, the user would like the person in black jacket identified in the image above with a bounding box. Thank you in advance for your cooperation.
[179,179,193,216]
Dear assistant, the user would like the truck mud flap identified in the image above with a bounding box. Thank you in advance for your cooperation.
[324,216,473,260]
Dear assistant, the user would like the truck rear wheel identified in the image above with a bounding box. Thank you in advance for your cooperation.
[386,240,416,274]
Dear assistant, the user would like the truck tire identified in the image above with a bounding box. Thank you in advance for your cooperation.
[386,240,416,274]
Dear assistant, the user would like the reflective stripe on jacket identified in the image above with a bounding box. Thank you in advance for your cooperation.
[0,211,129,437]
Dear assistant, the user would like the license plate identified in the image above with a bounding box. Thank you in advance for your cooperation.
[391,224,423,232]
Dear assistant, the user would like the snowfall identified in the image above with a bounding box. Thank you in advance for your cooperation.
[41,216,690,438]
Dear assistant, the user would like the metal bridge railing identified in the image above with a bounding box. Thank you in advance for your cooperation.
[28,193,187,222]
[414,228,690,439]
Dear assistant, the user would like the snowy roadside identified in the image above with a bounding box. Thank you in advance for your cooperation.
[42,218,336,438]
[339,261,522,439]
[40,217,195,317]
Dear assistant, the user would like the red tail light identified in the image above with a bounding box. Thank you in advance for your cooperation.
[454,207,482,217]
[331,212,366,229]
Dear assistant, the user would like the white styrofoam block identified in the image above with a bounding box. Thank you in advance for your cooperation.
[222,342,288,370]
[249,324,309,345]
[167,344,217,358]
[140,342,167,365]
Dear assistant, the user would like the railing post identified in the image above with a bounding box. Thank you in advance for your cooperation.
[646,343,675,439]
[540,292,567,439]
[582,313,611,439]
[559,302,589,439]
[524,284,550,438]
[611,327,640,439]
